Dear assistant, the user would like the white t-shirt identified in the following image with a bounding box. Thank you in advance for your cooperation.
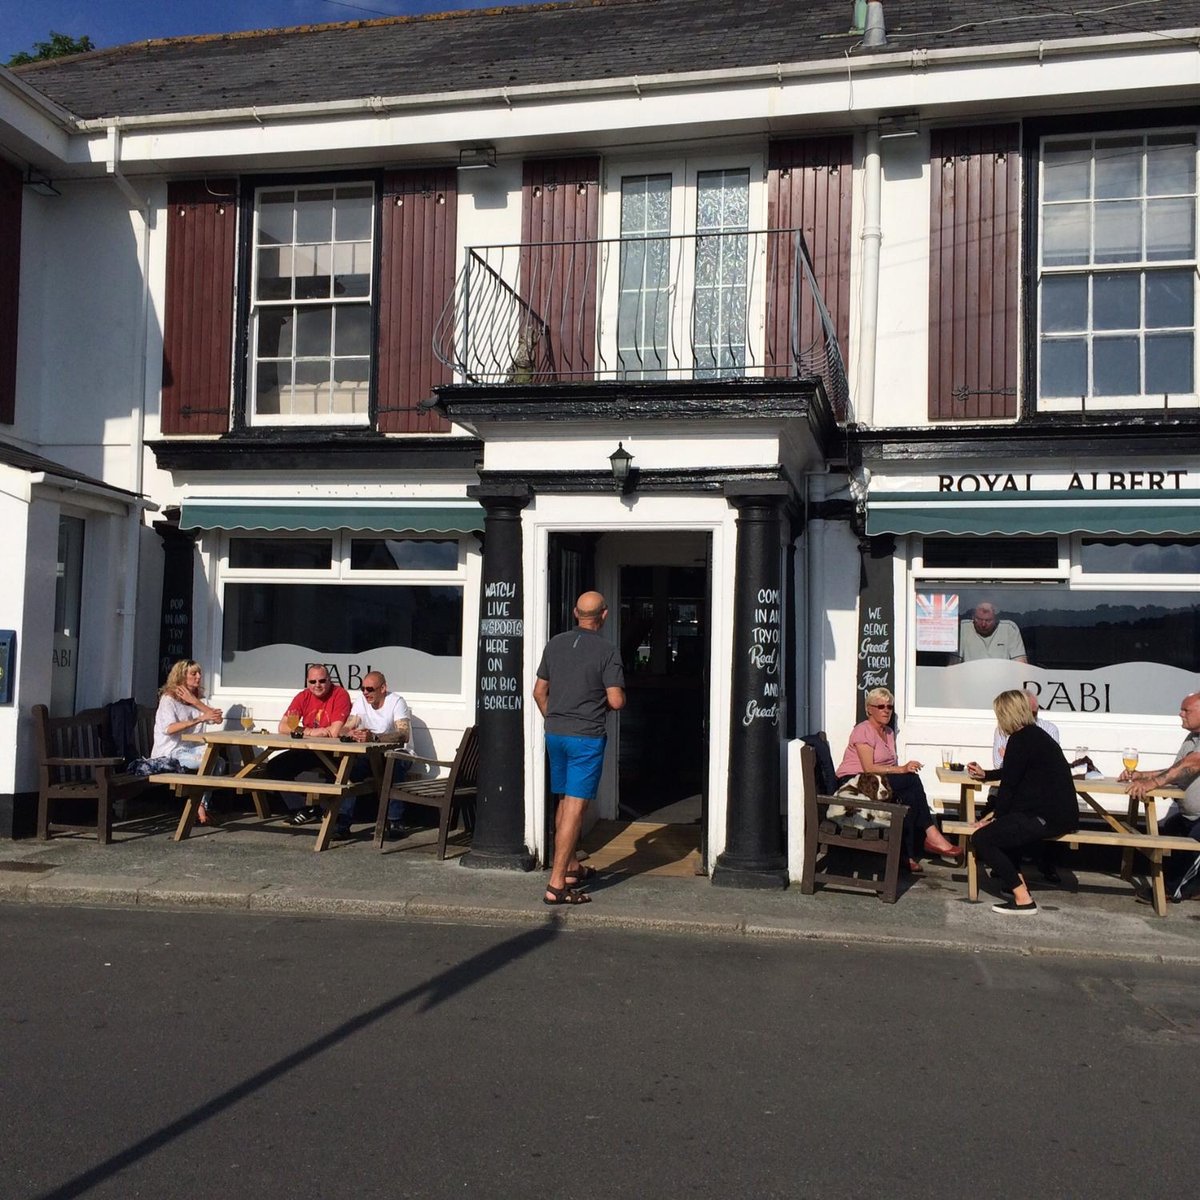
[993,714,1061,768]
[152,694,202,758]
[349,691,410,736]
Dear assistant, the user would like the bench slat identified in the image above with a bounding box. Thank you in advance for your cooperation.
[942,820,1199,853]
[150,773,354,797]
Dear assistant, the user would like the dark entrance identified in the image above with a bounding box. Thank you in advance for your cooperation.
[617,560,709,822]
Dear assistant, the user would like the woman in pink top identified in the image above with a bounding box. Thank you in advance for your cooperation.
[838,687,962,873]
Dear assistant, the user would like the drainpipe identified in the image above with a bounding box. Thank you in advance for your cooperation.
[106,124,152,698]
[856,127,882,427]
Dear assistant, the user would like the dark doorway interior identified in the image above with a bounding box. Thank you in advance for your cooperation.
[617,563,708,819]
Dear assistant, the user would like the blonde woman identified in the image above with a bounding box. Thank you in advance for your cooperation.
[152,660,224,824]
[836,686,963,873]
[966,689,1078,915]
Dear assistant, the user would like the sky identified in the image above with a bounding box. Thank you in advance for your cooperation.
[3,0,550,63]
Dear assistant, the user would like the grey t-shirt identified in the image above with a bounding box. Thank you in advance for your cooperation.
[1174,732,1200,817]
[959,618,1026,661]
[537,627,624,738]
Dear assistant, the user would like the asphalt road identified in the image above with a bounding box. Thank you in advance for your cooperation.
[0,905,1193,1199]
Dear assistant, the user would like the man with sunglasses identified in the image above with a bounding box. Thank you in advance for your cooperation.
[341,671,413,838]
[270,665,353,824]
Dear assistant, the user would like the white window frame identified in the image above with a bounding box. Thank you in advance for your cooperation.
[598,152,767,379]
[214,531,470,699]
[1036,129,1198,413]
[247,181,376,428]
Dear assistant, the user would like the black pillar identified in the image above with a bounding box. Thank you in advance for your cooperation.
[154,522,198,683]
[712,482,789,890]
[460,483,535,872]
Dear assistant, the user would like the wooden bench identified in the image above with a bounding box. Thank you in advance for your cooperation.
[374,726,479,858]
[151,772,379,853]
[943,819,1200,916]
[798,741,911,904]
[34,702,156,844]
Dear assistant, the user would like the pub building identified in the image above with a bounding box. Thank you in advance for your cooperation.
[2,1,1200,883]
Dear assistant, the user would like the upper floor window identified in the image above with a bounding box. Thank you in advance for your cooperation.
[1038,132,1197,408]
[250,183,375,425]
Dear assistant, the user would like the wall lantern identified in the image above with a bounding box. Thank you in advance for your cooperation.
[457,145,497,170]
[608,441,634,492]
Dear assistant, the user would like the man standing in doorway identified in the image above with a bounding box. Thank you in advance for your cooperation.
[533,591,626,906]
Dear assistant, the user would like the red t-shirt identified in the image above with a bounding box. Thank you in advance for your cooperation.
[285,686,352,731]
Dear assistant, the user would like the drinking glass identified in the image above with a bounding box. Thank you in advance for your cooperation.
[283,711,300,733]
[940,748,952,770]
[240,706,254,731]
[1122,747,1139,772]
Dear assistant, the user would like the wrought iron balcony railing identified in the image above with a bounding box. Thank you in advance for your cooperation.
[433,227,849,419]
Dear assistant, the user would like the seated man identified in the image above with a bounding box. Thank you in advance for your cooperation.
[337,671,412,837]
[269,665,352,824]
[958,600,1027,663]
[1122,690,1200,903]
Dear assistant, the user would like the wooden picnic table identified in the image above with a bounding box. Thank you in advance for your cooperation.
[152,729,387,852]
[937,767,1192,916]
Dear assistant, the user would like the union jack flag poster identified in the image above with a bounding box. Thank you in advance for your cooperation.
[916,592,959,652]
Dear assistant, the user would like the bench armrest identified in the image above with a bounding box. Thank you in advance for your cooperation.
[815,793,910,820]
[43,755,124,768]
[386,750,453,769]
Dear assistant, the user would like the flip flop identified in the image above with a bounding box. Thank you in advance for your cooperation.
[543,885,591,906]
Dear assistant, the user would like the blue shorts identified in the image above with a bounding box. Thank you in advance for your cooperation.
[546,733,607,801]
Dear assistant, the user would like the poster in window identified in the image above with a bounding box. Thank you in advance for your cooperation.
[916,592,958,652]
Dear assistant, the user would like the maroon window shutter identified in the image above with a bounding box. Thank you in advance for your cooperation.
[0,160,22,425]
[161,180,237,435]
[520,157,600,381]
[766,137,853,386]
[376,168,457,434]
[928,125,1021,421]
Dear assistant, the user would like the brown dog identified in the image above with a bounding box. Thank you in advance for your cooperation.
[826,773,894,836]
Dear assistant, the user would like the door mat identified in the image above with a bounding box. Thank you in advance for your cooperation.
[579,819,702,878]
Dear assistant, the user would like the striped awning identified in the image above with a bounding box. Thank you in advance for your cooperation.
[179,498,484,534]
[866,490,1200,537]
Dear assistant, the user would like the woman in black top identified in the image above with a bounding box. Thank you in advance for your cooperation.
[966,689,1079,915]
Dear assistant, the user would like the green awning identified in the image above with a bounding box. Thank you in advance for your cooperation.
[179,499,485,534]
[867,490,1200,537]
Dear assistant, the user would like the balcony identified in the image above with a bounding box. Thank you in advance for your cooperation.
[433,227,849,421]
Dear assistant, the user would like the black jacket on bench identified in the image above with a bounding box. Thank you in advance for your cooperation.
[980,723,1079,836]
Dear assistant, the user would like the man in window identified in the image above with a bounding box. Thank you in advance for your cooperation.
[1123,691,1200,903]
[958,600,1027,663]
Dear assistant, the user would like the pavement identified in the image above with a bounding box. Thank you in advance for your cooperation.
[3,806,1200,964]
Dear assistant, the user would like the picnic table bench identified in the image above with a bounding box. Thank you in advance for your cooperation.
[938,767,1197,916]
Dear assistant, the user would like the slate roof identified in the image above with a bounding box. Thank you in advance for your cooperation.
[0,441,142,499]
[13,0,1200,123]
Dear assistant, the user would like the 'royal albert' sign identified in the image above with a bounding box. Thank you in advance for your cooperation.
[934,470,1190,493]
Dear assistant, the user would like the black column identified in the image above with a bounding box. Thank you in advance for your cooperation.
[712,482,789,890]
[460,483,535,872]
[154,522,197,682]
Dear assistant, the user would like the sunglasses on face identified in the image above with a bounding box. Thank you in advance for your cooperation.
[869,703,893,710]
[361,686,379,694]
[307,678,329,686]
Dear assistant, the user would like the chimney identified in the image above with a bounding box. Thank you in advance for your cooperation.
[862,1,887,47]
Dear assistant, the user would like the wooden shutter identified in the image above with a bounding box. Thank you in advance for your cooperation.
[0,160,21,425]
[520,157,600,381]
[766,136,853,383]
[161,179,237,435]
[928,125,1021,421]
[376,167,457,434]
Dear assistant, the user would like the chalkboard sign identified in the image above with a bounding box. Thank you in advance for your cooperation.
[856,535,895,721]
[157,528,195,681]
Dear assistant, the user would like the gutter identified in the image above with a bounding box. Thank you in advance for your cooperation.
[67,26,1200,134]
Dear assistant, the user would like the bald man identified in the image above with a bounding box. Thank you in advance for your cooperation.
[533,590,625,906]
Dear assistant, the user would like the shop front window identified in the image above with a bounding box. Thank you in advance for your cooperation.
[912,537,1200,717]
[219,533,466,694]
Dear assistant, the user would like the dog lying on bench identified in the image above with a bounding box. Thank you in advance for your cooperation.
[823,773,895,839]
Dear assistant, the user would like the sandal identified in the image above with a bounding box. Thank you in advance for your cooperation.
[564,865,598,886]
[543,884,591,906]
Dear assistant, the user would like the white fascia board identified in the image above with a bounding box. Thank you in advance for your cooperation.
[0,73,74,166]
[64,35,1200,173]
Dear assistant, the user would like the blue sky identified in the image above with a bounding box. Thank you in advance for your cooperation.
[4,0,545,62]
